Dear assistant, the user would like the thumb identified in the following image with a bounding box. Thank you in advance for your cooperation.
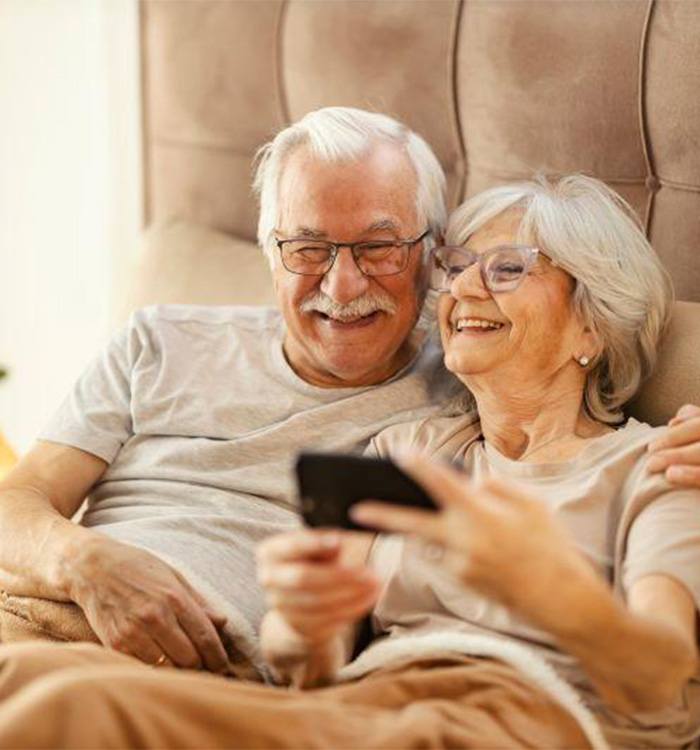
[205,609,228,628]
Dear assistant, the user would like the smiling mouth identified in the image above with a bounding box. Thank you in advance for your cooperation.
[452,317,506,334]
[315,310,382,329]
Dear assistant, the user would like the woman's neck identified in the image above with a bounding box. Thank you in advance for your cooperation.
[465,371,610,462]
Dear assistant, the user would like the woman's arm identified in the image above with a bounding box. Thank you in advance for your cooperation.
[257,530,377,688]
[352,454,699,713]
[552,573,697,713]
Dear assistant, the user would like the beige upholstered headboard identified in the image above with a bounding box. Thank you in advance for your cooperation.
[134,0,699,423]
[140,0,700,301]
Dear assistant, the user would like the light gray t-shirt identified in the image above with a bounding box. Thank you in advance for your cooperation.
[40,305,464,669]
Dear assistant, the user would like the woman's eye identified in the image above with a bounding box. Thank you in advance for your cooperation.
[448,265,467,277]
[495,263,525,275]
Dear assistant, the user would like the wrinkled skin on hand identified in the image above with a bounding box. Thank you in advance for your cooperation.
[69,537,229,672]
[257,530,379,645]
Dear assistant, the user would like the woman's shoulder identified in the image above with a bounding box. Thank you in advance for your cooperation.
[587,417,665,466]
[370,411,482,461]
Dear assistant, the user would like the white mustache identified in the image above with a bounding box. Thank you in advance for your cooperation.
[299,290,397,320]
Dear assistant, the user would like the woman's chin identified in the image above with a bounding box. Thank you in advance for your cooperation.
[443,351,495,378]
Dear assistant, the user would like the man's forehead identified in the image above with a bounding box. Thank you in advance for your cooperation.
[291,218,403,238]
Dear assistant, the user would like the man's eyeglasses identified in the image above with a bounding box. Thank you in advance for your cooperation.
[429,245,544,293]
[275,229,431,277]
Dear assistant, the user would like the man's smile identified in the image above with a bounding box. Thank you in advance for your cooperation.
[313,310,383,330]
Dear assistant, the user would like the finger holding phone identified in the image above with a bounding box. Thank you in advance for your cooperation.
[256,529,379,653]
[350,452,599,635]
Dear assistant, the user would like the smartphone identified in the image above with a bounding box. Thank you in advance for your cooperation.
[295,451,437,530]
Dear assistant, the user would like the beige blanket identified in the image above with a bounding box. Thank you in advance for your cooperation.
[0,591,260,680]
[0,645,595,748]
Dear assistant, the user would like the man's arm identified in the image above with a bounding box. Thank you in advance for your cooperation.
[0,440,107,599]
[0,440,229,672]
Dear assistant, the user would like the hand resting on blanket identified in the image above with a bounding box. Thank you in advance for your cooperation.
[68,535,230,672]
[0,441,229,672]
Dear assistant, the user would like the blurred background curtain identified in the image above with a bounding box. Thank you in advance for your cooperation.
[0,0,142,455]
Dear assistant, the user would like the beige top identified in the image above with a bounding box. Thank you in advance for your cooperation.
[361,414,700,749]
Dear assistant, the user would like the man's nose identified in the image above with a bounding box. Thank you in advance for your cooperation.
[450,262,490,300]
[320,248,370,304]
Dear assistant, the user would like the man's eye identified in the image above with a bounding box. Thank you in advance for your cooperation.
[356,243,398,258]
[292,246,331,261]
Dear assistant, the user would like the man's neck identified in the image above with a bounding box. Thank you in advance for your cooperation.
[282,330,425,389]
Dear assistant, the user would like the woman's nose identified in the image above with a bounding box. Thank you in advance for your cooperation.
[450,261,490,299]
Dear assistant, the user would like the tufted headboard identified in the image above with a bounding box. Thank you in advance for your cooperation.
[134,0,699,422]
[139,0,699,300]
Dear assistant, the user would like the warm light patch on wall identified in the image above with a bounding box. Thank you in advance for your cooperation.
[0,432,17,480]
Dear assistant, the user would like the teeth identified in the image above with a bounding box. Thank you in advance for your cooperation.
[454,318,504,331]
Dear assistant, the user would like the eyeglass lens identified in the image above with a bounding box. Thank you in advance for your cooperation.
[281,240,410,277]
[430,246,534,293]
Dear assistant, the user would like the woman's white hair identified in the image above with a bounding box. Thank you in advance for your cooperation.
[446,174,674,424]
[253,107,447,264]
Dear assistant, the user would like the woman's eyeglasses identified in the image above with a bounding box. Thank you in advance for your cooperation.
[429,244,544,293]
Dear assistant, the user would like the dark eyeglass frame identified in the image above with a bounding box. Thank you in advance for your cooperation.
[429,244,552,293]
[274,229,431,277]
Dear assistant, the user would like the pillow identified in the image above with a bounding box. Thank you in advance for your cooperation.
[627,301,700,425]
[116,220,277,323]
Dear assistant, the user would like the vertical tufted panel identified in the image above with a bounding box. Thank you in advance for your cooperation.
[280,0,465,208]
[456,1,650,215]
[142,0,286,240]
[644,0,700,301]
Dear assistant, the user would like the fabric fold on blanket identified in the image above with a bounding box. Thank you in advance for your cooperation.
[0,587,260,682]
[338,632,610,750]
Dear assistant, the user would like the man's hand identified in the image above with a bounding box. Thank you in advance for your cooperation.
[68,537,229,672]
[647,404,700,487]
[257,530,379,646]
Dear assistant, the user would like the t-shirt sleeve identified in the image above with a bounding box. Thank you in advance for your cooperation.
[622,486,700,609]
[38,323,137,463]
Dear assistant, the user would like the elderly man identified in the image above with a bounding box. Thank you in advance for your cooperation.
[0,107,698,680]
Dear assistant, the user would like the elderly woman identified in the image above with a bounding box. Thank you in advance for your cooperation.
[257,175,700,748]
[0,176,696,750]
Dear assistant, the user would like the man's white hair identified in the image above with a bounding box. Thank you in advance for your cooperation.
[253,107,447,264]
[446,174,674,424]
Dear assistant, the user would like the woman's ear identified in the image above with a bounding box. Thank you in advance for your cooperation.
[577,324,603,363]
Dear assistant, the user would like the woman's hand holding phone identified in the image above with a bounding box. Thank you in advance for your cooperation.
[351,453,598,634]
[256,530,380,646]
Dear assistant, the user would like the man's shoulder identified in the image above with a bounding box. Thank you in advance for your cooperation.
[129,304,282,337]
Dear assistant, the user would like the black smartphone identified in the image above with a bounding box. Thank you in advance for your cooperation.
[295,451,437,530]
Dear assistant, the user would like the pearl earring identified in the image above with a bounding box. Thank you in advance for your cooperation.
[577,355,590,367]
